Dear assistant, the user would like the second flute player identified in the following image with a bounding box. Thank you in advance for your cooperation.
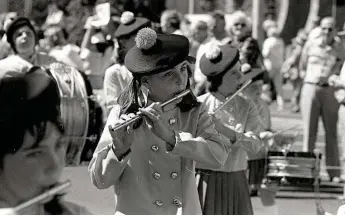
[196,44,266,215]
[88,28,228,215]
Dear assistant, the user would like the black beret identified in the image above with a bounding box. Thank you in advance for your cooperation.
[125,28,195,75]
[6,17,37,52]
[114,12,151,38]
[200,44,239,77]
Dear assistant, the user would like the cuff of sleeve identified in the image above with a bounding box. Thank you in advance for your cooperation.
[110,144,131,162]
[168,131,192,154]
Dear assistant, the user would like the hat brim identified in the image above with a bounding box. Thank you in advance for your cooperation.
[239,68,264,84]
[114,17,150,38]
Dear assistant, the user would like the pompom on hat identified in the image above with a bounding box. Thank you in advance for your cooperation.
[114,11,151,38]
[200,44,240,77]
[125,28,196,75]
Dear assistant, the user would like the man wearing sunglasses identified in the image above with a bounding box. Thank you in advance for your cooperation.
[299,17,345,183]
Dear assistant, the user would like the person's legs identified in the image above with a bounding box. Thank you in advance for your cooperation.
[291,78,302,112]
[272,69,284,109]
[300,83,321,152]
[320,87,341,179]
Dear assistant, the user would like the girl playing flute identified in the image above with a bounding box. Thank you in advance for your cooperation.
[88,28,228,215]
[0,66,90,214]
[196,44,266,215]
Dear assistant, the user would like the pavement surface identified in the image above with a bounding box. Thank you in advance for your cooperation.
[60,83,345,215]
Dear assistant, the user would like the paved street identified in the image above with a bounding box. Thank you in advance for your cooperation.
[61,83,345,215]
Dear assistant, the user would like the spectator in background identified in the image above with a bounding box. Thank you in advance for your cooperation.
[281,29,308,113]
[262,25,285,110]
[192,20,211,96]
[299,17,345,183]
[0,17,57,73]
[229,10,269,101]
[160,9,182,35]
[209,10,231,45]
[103,11,150,112]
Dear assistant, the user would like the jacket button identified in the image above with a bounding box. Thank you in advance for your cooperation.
[170,172,178,179]
[153,172,161,180]
[173,198,182,207]
[155,200,163,207]
[151,145,159,152]
[169,118,176,125]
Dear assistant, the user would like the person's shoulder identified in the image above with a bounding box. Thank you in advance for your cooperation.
[105,64,123,75]
[61,201,92,215]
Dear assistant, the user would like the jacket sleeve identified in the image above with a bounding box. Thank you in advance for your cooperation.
[169,103,229,169]
[88,106,130,189]
[231,100,264,156]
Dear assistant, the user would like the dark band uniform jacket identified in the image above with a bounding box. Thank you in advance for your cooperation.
[88,29,228,215]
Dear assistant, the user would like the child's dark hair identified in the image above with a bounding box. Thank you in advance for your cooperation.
[0,67,64,167]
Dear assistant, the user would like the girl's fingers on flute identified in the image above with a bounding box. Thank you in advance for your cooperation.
[139,107,160,122]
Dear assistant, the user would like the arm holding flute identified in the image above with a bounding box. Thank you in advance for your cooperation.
[89,91,228,190]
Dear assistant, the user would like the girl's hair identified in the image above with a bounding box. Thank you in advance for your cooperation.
[117,65,199,128]
[206,69,228,92]
[0,67,64,167]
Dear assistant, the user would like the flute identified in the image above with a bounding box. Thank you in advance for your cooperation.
[111,89,191,132]
[214,80,252,113]
[13,180,71,213]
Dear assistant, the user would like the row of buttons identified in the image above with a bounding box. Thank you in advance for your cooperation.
[153,172,178,180]
[155,198,182,207]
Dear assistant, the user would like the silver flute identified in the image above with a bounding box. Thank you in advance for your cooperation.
[12,180,71,213]
[111,89,191,132]
[214,80,252,113]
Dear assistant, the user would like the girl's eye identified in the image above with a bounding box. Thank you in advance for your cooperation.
[164,71,173,77]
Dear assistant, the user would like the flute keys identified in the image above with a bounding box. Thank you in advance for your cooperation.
[169,118,176,125]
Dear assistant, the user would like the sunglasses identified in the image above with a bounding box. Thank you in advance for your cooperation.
[234,23,246,27]
[321,27,333,32]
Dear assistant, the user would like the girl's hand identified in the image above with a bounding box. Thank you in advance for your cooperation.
[259,131,274,148]
[209,112,237,143]
[139,103,176,146]
[108,113,135,158]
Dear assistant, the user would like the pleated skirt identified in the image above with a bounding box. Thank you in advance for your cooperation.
[196,169,253,215]
[248,159,266,185]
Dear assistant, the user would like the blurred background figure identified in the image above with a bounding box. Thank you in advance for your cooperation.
[160,9,182,35]
[192,20,211,96]
[299,17,345,183]
[262,24,285,110]
[281,29,308,113]
[209,10,231,44]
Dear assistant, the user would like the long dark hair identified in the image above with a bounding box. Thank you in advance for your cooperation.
[117,67,199,128]
[0,67,66,214]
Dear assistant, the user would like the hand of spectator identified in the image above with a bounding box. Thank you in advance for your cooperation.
[328,74,344,88]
